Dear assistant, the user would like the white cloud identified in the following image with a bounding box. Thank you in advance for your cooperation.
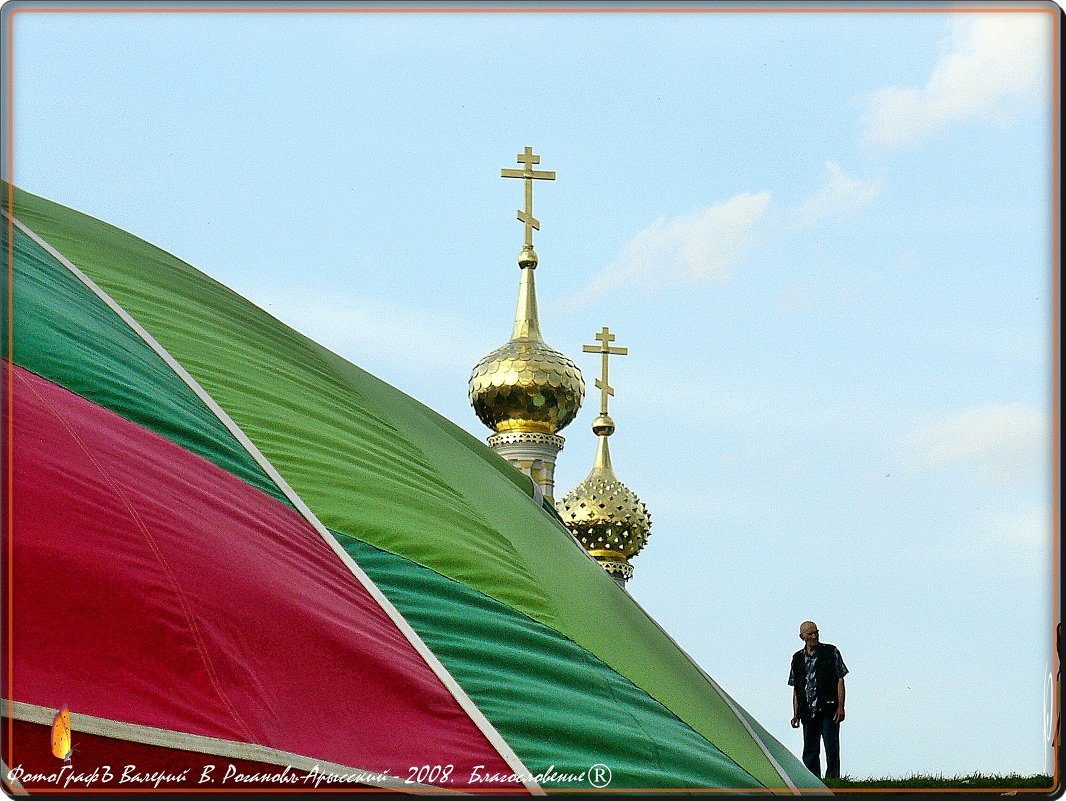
[961,504,1052,577]
[980,505,1049,551]
[861,13,1050,146]
[792,161,882,226]
[568,163,878,309]
[567,190,771,306]
[899,402,1050,486]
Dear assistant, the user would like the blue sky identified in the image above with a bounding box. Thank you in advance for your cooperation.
[5,2,1058,780]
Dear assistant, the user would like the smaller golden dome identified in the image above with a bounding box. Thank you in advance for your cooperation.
[557,325,649,584]
[556,436,651,582]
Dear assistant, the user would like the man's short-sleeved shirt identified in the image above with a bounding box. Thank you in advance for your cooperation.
[788,645,848,715]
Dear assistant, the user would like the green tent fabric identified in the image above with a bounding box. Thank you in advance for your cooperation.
[3,184,825,792]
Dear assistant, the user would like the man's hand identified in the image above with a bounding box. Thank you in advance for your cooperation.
[790,716,800,728]
[833,707,845,723]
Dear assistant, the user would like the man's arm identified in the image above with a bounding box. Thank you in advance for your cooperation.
[833,678,846,723]
[791,687,800,728]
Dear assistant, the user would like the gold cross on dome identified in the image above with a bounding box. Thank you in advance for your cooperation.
[583,326,628,415]
[501,146,556,248]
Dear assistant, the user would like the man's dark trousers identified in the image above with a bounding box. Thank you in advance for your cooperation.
[801,713,840,779]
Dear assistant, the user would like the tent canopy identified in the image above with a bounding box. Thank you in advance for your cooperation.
[2,185,823,793]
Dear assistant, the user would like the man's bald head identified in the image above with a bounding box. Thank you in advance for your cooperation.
[799,621,820,649]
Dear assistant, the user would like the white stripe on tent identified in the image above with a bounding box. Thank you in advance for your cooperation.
[6,212,543,796]
[624,590,803,795]
[1,758,29,796]
[3,700,449,793]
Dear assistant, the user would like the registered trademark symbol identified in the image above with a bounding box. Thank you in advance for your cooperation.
[588,764,612,788]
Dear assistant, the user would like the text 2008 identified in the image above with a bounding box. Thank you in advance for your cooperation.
[405,765,454,784]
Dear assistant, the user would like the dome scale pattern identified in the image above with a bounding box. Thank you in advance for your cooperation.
[469,337,584,434]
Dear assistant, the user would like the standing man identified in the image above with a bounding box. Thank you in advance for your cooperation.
[788,621,848,779]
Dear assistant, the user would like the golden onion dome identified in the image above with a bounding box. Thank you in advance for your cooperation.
[469,338,585,434]
[469,247,584,434]
[556,422,651,582]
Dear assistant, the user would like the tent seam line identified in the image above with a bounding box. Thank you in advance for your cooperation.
[333,526,772,790]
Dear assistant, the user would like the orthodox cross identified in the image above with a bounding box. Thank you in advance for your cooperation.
[501,146,556,248]
[583,326,628,415]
